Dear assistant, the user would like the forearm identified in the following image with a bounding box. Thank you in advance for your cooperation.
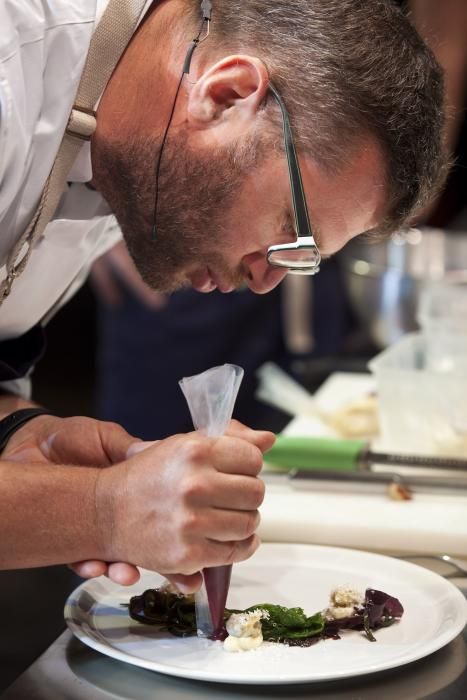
[0,460,106,569]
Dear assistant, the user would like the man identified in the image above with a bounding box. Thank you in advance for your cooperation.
[0,0,446,590]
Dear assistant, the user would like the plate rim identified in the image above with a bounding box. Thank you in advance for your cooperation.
[64,543,467,685]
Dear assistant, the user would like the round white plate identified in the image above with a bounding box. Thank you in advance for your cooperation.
[64,543,467,685]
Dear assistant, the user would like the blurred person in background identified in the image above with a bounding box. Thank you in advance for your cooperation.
[92,0,467,445]
[398,0,467,229]
[91,241,353,439]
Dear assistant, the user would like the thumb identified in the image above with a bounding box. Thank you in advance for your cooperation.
[165,572,203,595]
[100,421,158,464]
[226,420,276,453]
[126,440,159,459]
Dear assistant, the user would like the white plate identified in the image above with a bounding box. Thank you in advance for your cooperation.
[64,543,467,685]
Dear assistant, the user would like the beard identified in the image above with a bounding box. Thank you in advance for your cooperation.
[92,125,267,293]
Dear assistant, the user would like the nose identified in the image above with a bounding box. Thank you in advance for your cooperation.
[241,252,288,294]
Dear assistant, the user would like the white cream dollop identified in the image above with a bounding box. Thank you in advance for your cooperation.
[324,585,364,621]
[223,609,268,653]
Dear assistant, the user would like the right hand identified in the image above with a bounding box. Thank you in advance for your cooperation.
[88,422,275,593]
[90,240,167,308]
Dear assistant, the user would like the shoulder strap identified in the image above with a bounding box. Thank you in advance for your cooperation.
[0,0,148,306]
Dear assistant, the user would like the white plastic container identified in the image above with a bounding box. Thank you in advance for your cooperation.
[417,278,467,373]
[369,332,467,456]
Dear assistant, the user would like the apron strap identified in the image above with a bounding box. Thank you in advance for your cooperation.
[0,0,148,306]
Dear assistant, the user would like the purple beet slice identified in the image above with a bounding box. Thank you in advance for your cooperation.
[203,564,232,640]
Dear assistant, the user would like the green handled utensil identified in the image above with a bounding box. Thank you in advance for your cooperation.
[266,435,467,472]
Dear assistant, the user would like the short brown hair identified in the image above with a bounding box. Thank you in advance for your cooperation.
[188,0,447,234]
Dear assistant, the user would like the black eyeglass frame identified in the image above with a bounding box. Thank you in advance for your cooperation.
[267,83,321,275]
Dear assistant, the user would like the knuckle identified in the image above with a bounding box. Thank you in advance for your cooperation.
[250,477,265,507]
[180,475,205,504]
[225,543,238,566]
[235,536,259,564]
[249,447,263,474]
[181,542,203,572]
[102,420,121,432]
[249,535,260,556]
[169,543,194,574]
[179,510,202,537]
[180,437,208,465]
[226,419,242,436]
[243,510,260,538]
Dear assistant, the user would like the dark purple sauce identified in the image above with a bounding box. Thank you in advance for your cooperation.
[203,564,232,640]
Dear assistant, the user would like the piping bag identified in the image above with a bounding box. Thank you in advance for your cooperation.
[179,364,244,640]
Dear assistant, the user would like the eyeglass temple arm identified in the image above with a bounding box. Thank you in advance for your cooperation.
[268,83,312,239]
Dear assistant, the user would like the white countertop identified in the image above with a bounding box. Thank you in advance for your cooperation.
[258,372,467,558]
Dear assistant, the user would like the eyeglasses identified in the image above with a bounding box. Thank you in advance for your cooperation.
[267,83,321,276]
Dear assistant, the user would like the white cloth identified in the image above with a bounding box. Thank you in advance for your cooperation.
[0,0,153,396]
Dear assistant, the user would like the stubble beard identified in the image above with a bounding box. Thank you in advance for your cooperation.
[92,127,267,293]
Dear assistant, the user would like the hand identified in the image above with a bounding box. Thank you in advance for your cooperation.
[73,421,274,592]
[91,240,167,308]
[2,413,139,466]
[93,420,275,592]
[2,413,144,585]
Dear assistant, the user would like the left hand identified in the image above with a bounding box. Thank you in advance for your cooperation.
[3,413,143,585]
[91,241,167,309]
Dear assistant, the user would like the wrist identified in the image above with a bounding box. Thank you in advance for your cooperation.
[0,408,54,455]
[0,394,39,421]
[94,463,125,562]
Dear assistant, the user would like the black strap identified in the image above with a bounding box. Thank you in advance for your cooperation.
[0,324,47,382]
[0,408,54,454]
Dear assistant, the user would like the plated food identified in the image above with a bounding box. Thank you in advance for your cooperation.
[64,544,467,685]
[128,583,404,651]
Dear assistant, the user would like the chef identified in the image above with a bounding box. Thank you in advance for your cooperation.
[0,0,446,588]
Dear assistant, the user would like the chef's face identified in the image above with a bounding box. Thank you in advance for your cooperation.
[94,122,387,295]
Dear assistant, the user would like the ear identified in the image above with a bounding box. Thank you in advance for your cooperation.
[186,55,269,136]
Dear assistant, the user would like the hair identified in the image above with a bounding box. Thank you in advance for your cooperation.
[184,0,448,235]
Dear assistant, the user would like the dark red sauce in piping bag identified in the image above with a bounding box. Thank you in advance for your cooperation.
[178,364,244,641]
[203,564,232,640]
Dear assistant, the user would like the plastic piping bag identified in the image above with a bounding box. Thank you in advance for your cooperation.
[179,364,244,640]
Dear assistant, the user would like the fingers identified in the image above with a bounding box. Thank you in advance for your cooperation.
[208,436,264,476]
[69,560,141,586]
[136,433,266,477]
[69,560,108,579]
[165,572,203,595]
[104,429,267,575]
[183,508,261,542]
[106,241,167,309]
[183,472,265,511]
[98,422,144,465]
[162,535,260,576]
[45,417,142,467]
[126,441,158,458]
[90,255,123,306]
[200,534,261,569]
[107,562,141,585]
[225,420,276,453]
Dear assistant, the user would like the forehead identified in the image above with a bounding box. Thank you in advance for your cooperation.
[300,137,388,256]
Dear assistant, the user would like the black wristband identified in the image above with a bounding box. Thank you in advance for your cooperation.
[0,408,54,454]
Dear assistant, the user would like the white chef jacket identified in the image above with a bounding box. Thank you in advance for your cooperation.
[0,0,152,396]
